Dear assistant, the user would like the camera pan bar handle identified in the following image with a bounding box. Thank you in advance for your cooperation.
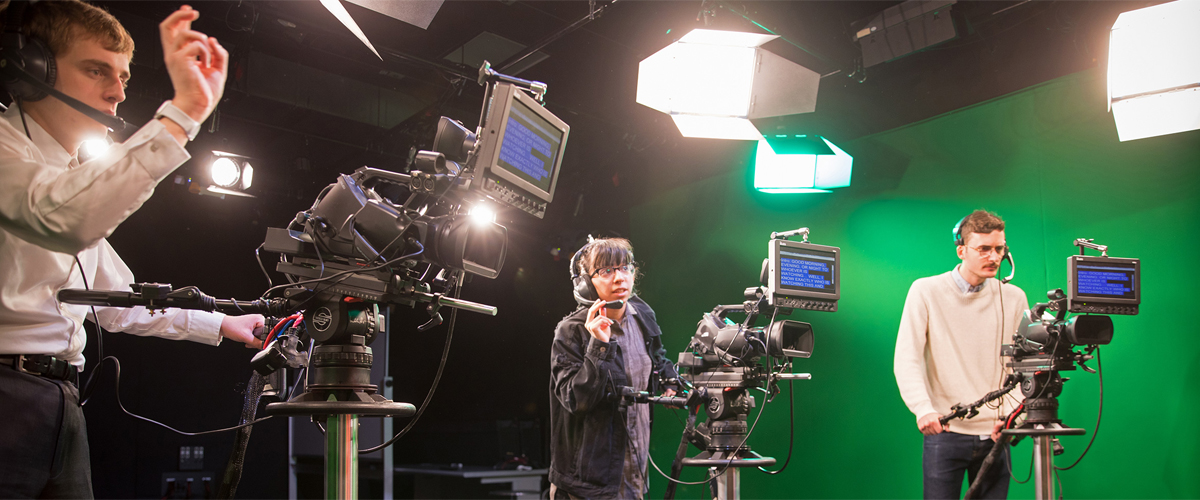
[56,285,292,316]
[412,291,498,316]
[939,373,1022,426]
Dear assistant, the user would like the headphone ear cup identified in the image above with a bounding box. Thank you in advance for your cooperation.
[568,240,598,305]
[573,275,598,305]
[0,32,55,102]
[952,217,966,246]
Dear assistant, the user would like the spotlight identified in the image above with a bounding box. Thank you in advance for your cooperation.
[753,135,852,193]
[188,151,256,198]
[209,151,254,190]
[1108,0,1200,141]
[211,157,240,188]
[637,29,820,140]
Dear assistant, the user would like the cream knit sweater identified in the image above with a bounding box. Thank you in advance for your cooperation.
[894,270,1029,436]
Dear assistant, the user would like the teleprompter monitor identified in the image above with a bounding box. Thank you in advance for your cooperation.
[473,82,569,219]
[766,239,840,311]
[1066,255,1140,315]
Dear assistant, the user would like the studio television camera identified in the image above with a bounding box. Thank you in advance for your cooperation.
[57,62,570,498]
[981,238,1138,500]
[651,228,840,500]
[1002,238,1138,431]
[252,63,571,416]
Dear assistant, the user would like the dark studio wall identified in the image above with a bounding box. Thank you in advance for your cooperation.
[630,66,1200,499]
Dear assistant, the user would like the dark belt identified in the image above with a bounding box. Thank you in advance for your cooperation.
[0,354,79,385]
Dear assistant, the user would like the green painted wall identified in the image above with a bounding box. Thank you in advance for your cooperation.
[631,67,1200,499]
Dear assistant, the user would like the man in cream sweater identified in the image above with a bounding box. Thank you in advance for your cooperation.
[894,210,1029,499]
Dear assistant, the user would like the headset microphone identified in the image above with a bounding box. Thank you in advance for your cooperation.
[1000,251,1015,284]
[0,59,127,131]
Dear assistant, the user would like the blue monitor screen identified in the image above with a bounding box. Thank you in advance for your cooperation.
[495,99,563,194]
[1076,263,1136,299]
[779,248,836,294]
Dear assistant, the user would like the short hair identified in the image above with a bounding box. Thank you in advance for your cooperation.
[577,237,635,277]
[19,0,135,60]
[958,209,1005,245]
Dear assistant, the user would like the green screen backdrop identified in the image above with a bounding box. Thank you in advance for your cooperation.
[631,67,1200,499]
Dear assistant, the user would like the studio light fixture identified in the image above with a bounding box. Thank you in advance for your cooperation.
[185,151,255,198]
[1108,0,1200,142]
[753,135,852,193]
[637,29,820,140]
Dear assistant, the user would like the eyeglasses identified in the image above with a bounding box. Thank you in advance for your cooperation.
[967,244,1008,256]
[591,263,637,279]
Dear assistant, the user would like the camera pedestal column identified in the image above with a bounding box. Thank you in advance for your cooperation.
[268,340,416,499]
[712,464,738,500]
[326,414,358,499]
[680,450,774,500]
[1003,398,1085,500]
[1033,433,1053,499]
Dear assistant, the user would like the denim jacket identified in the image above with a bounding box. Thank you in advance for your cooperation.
[548,296,678,498]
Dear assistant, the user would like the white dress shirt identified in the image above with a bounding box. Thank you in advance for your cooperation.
[0,105,224,368]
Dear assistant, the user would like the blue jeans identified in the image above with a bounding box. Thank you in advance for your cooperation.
[923,432,1009,499]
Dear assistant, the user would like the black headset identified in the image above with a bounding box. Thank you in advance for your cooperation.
[0,2,54,101]
[568,237,599,305]
[0,1,126,130]
[951,216,967,246]
[953,214,1015,284]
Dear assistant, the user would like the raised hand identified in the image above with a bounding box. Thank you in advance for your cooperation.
[159,5,228,122]
[584,299,613,343]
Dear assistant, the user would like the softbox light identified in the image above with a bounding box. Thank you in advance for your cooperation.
[754,135,852,193]
[1108,0,1200,142]
[637,29,821,140]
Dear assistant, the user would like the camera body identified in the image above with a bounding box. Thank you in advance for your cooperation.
[1001,245,1138,418]
[259,78,572,338]
[1003,252,1138,370]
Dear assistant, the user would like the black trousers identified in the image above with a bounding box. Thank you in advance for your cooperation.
[0,364,92,499]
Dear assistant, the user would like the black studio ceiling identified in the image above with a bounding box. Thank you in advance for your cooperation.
[93,0,1157,216]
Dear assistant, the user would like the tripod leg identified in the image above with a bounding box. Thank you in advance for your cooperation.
[665,408,698,500]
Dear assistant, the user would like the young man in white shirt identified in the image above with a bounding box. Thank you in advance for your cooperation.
[0,2,261,497]
[894,210,1029,499]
